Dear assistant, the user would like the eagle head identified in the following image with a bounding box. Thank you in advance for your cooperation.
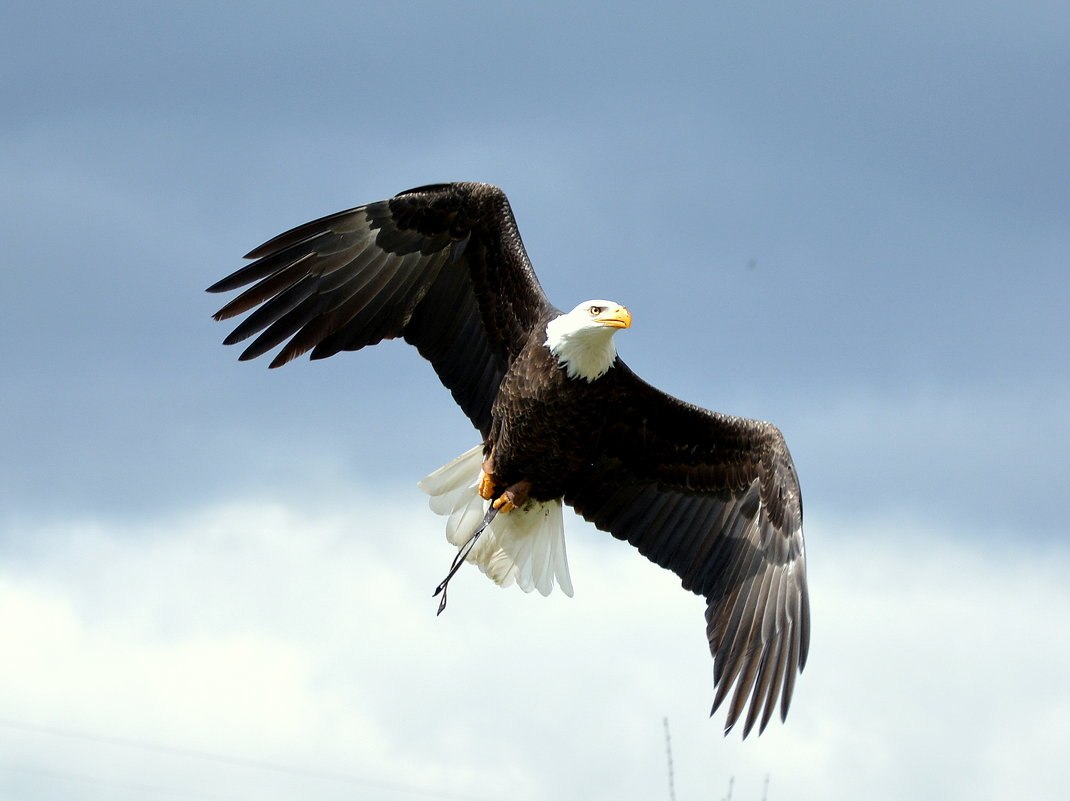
[544,300,632,382]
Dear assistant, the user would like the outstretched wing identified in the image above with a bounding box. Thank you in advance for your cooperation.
[207,182,555,435]
[565,364,809,737]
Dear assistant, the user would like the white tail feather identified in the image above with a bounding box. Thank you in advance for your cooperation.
[418,445,484,499]
[419,446,574,597]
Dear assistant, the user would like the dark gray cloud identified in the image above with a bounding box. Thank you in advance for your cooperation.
[2,2,1067,532]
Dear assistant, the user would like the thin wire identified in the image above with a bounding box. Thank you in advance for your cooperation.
[0,716,497,801]
[3,762,259,801]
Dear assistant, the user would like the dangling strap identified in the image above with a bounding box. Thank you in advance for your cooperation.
[433,505,499,615]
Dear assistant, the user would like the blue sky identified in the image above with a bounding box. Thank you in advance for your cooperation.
[2,2,1068,800]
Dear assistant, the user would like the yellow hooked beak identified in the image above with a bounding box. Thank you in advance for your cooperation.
[596,305,632,329]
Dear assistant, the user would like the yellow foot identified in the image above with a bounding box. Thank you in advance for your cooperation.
[478,471,496,501]
[491,480,531,514]
[492,494,518,514]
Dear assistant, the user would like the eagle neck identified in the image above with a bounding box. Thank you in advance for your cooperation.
[543,317,618,382]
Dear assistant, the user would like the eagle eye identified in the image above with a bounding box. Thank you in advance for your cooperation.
[588,305,604,316]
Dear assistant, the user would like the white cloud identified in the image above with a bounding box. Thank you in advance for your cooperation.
[1,499,1067,801]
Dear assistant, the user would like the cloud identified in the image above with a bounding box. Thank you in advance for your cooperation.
[800,514,1070,800]
[2,497,1067,801]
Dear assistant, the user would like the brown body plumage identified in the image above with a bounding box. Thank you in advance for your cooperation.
[487,326,610,502]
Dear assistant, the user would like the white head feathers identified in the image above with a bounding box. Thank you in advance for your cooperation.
[544,300,632,382]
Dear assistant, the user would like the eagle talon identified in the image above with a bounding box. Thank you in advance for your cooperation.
[492,480,531,514]
[492,494,518,513]
[478,471,497,501]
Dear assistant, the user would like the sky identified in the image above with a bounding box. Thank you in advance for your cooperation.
[1,1,1068,799]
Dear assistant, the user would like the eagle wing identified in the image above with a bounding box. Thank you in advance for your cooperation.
[207,182,554,436]
[564,364,810,737]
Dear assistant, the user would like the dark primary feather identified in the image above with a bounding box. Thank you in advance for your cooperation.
[565,365,810,737]
[207,182,554,435]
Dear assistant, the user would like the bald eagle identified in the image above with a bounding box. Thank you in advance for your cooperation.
[207,182,809,737]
